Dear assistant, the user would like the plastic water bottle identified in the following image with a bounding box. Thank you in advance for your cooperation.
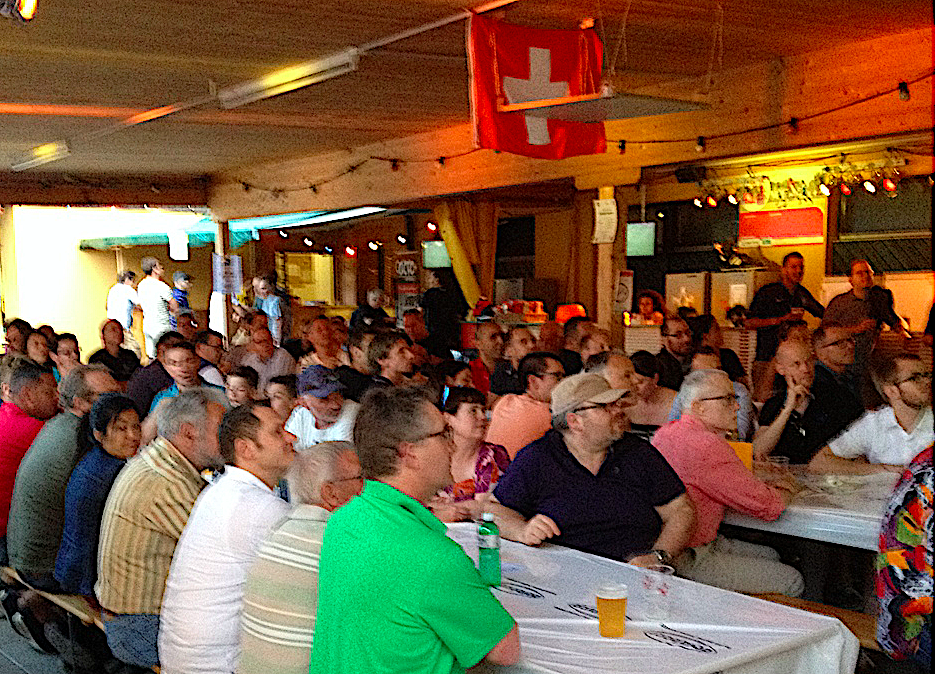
[478,512,501,586]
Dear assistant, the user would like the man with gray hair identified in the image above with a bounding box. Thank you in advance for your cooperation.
[311,387,519,672]
[238,441,362,674]
[652,369,804,595]
[97,389,226,669]
[8,365,119,590]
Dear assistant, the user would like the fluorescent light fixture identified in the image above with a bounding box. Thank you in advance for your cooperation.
[218,48,360,109]
[11,140,70,171]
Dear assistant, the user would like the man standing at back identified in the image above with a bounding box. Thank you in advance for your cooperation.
[137,257,179,360]
[310,386,519,673]
[746,252,824,399]
[97,390,226,669]
[106,270,142,356]
[159,402,295,674]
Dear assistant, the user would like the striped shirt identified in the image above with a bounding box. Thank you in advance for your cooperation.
[96,437,207,614]
[237,505,328,674]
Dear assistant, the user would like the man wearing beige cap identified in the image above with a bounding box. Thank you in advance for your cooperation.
[491,373,695,567]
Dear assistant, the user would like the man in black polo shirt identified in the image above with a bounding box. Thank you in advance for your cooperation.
[746,252,824,399]
[753,329,863,464]
[491,373,694,567]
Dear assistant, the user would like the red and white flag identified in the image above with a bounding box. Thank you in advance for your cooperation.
[468,14,606,160]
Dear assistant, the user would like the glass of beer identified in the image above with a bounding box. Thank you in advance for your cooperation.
[596,583,628,637]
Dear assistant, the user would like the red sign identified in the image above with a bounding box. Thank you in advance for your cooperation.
[468,14,606,159]
[738,207,823,240]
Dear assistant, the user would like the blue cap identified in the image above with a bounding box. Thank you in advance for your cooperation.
[297,365,343,398]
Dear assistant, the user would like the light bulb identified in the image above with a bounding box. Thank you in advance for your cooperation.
[863,180,876,194]
[345,246,357,257]
[818,183,831,197]
[727,193,738,205]
[706,195,718,208]
[693,197,703,208]
[368,241,379,251]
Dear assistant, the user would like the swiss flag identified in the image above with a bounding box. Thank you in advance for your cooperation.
[468,14,606,159]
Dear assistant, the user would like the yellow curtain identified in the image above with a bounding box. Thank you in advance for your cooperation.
[433,200,497,308]
[563,189,598,317]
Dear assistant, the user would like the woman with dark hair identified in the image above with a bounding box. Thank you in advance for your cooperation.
[690,314,749,387]
[55,393,141,596]
[24,330,52,371]
[633,290,665,325]
[625,350,677,441]
[430,386,510,522]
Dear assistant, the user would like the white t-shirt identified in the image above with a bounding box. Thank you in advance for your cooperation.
[137,276,173,336]
[106,283,139,330]
[286,400,360,450]
[829,406,934,466]
[159,466,289,674]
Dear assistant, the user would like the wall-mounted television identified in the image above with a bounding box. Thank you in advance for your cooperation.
[422,240,452,268]
[626,221,656,256]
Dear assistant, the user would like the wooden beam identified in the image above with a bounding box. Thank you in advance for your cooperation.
[209,28,934,219]
[595,186,615,332]
[0,173,208,206]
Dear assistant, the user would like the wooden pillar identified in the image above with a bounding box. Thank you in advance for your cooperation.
[595,186,615,331]
[214,220,236,342]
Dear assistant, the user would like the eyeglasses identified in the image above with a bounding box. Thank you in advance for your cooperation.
[699,393,739,404]
[897,372,933,385]
[537,370,565,381]
[820,337,855,349]
[417,426,453,443]
[573,395,631,413]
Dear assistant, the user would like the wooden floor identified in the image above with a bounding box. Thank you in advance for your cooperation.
[0,615,68,674]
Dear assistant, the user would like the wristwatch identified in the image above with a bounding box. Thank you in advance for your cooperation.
[651,549,674,565]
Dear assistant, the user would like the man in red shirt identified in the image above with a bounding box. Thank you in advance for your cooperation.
[652,368,804,596]
[0,361,59,562]
[469,322,503,396]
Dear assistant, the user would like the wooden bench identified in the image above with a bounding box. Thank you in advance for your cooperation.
[1,566,104,630]
[753,592,880,651]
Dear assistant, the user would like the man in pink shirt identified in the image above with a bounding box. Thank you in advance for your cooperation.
[486,353,564,459]
[0,361,59,562]
[652,368,804,596]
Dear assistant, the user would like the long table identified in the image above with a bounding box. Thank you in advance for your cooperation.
[447,523,859,674]
[722,471,896,552]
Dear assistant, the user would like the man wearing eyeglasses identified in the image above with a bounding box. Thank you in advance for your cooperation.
[490,373,695,568]
[652,369,804,596]
[754,325,864,464]
[486,352,565,459]
[310,387,519,673]
[656,317,695,390]
[809,353,933,475]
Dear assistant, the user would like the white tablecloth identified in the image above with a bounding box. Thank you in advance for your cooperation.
[723,471,896,551]
[447,524,859,674]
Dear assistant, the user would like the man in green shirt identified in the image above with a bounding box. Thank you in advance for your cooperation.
[310,386,519,674]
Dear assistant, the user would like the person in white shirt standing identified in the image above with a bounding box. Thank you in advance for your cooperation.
[286,365,359,449]
[809,352,934,475]
[158,402,296,674]
[106,270,142,357]
[137,258,179,361]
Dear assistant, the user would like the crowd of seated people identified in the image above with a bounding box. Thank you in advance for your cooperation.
[0,254,930,673]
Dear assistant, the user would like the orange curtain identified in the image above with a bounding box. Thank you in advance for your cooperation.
[434,199,497,306]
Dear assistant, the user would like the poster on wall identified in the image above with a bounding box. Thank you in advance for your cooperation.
[613,270,634,317]
[738,206,823,246]
[211,253,242,295]
[393,251,421,327]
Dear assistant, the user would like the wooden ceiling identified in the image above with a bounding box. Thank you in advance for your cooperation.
[1,0,932,178]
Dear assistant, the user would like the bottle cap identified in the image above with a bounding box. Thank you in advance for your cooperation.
[481,512,494,522]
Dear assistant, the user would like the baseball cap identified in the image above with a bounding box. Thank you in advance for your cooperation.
[550,373,628,418]
[297,365,343,398]
[173,271,193,284]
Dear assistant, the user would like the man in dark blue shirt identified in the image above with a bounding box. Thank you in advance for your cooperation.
[491,373,694,567]
[746,252,824,399]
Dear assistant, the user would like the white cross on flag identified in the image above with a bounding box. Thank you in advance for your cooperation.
[468,14,606,159]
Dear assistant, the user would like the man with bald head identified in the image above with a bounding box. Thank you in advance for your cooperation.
[240,327,296,392]
[585,350,634,390]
